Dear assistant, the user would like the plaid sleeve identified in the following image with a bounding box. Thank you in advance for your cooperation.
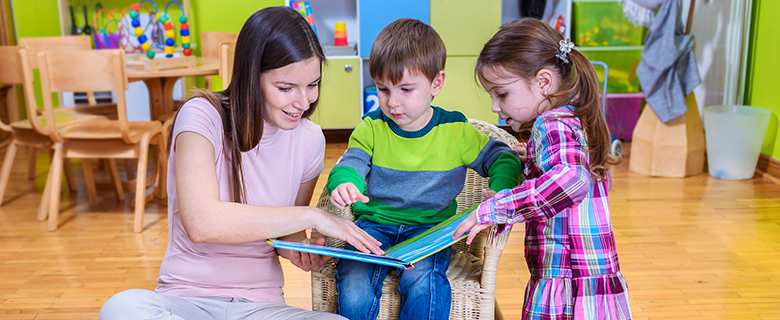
[475,118,591,234]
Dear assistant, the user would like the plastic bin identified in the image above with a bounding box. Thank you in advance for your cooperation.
[573,0,647,47]
[94,33,122,49]
[703,105,771,180]
[579,46,643,93]
[605,93,643,140]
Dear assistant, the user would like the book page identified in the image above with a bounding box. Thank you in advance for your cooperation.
[267,203,479,269]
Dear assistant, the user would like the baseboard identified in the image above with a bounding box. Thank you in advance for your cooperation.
[756,153,780,186]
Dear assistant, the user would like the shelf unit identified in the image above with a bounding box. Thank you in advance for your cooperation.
[289,0,529,129]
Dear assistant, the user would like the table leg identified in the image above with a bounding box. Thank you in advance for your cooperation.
[142,76,184,121]
[162,76,184,117]
[142,78,164,121]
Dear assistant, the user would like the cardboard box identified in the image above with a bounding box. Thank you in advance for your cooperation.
[629,93,705,177]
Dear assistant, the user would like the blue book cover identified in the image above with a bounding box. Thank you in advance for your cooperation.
[267,204,478,270]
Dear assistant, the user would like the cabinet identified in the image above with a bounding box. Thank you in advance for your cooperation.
[435,57,495,122]
[358,1,430,58]
[431,0,501,56]
[311,57,362,129]
[431,0,501,123]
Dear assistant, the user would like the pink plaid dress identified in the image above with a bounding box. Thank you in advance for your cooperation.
[476,106,632,320]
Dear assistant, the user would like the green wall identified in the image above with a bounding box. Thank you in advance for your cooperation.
[13,0,282,51]
[189,0,282,56]
[188,0,282,89]
[12,1,60,38]
[12,1,63,112]
[745,0,780,160]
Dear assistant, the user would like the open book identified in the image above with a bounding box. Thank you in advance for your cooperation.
[267,204,478,270]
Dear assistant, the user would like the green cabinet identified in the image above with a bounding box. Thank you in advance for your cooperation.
[431,0,501,56]
[312,58,362,129]
[435,56,496,123]
[430,0,499,124]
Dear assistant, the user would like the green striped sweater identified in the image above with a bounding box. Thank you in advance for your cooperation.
[327,106,523,225]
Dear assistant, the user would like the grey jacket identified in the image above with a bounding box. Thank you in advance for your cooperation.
[636,0,701,123]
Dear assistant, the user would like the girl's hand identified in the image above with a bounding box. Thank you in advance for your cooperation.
[313,210,384,255]
[453,212,491,244]
[482,189,497,199]
[277,237,332,272]
[330,183,370,209]
[512,142,527,163]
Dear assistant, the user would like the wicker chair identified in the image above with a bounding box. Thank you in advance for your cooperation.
[311,119,521,320]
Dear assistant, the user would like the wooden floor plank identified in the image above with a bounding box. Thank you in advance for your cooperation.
[0,141,779,318]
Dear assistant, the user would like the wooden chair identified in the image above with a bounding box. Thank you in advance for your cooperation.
[18,36,117,118]
[311,119,519,320]
[219,41,236,90]
[18,36,125,179]
[201,31,238,90]
[0,46,117,216]
[38,49,166,233]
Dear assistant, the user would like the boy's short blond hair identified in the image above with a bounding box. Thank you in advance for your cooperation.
[369,18,446,85]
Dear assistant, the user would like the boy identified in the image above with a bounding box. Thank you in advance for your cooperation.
[327,18,523,320]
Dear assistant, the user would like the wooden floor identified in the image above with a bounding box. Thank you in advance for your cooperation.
[1,141,779,319]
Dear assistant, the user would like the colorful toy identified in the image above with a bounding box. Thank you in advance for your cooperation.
[291,2,318,38]
[130,0,189,59]
[334,21,347,46]
[94,0,194,61]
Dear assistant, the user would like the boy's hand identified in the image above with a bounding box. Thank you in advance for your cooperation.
[453,212,490,244]
[330,183,369,209]
[512,142,527,163]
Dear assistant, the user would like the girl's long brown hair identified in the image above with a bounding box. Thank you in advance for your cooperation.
[167,7,326,203]
[476,18,618,180]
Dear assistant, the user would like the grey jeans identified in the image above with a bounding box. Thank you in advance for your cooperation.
[99,289,346,320]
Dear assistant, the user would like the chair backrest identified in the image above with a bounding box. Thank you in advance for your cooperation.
[219,41,236,90]
[0,46,48,135]
[201,32,238,60]
[18,36,103,105]
[37,49,133,143]
[18,36,92,69]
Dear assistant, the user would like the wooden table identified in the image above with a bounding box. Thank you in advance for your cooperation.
[126,58,219,120]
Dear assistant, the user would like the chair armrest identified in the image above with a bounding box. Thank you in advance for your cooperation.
[475,223,514,319]
[312,186,355,250]
[310,186,347,313]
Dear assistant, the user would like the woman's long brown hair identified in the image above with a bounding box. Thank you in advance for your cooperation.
[167,6,326,203]
[475,18,618,180]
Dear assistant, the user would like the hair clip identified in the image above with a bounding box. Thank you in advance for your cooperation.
[555,38,575,64]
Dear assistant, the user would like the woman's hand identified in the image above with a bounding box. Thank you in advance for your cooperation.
[313,209,383,255]
[277,237,332,272]
[453,212,490,244]
[512,142,527,163]
[330,183,369,209]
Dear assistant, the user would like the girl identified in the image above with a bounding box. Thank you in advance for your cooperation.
[99,7,381,320]
[454,18,632,319]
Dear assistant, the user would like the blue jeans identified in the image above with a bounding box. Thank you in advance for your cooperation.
[336,220,452,320]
